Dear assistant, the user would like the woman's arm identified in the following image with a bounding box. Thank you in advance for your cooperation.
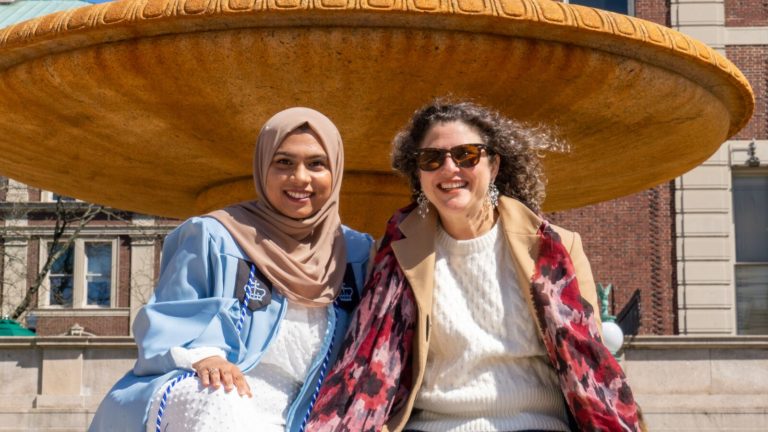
[132,217,253,396]
[131,218,240,375]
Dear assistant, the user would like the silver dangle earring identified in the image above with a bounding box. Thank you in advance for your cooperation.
[486,183,500,209]
[417,190,430,218]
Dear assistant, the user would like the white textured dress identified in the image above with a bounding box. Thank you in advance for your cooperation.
[146,305,327,432]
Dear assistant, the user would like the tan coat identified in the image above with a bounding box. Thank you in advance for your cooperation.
[383,196,601,432]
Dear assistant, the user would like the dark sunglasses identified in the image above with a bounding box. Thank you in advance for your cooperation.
[415,144,491,171]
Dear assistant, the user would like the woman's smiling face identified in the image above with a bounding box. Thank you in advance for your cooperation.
[264,128,333,220]
[417,121,499,219]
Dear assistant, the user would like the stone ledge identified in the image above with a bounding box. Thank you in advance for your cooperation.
[32,308,131,317]
[33,395,88,409]
[0,336,135,349]
[0,395,36,410]
[0,409,93,431]
[625,335,768,349]
[638,394,768,411]
[644,411,768,432]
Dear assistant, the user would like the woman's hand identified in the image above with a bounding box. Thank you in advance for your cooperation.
[192,356,252,397]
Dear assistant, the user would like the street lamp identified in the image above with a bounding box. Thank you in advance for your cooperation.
[597,283,624,358]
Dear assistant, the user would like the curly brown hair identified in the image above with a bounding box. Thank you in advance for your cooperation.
[391,99,567,213]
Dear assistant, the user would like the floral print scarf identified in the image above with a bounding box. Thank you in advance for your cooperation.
[533,222,643,431]
[306,206,643,432]
[305,208,416,431]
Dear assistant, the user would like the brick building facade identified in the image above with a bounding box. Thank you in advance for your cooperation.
[550,185,677,335]
[668,0,768,335]
[0,178,175,336]
[726,0,768,26]
[555,0,768,336]
[727,44,767,140]
[553,0,678,336]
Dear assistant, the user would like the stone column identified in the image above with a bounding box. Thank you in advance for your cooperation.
[672,0,735,334]
[671,0,726,50]
[2,179,30,319]
[5,178,28,203]
[129,235,156,336]
[2,238,29,318]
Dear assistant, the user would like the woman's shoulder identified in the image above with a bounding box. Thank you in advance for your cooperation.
[498,196,581,246]
[341,225,374,262]
[548,222,577,238]
[165,216,243,256]
[547,223,584,254]
[340,225,373,242]
[166,216,231,242]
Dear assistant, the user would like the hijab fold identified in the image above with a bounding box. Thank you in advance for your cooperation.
[209,108,346,307]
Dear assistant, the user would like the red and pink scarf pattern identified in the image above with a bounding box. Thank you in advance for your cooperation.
[534,222,642,431]
[307,205,643,431]
[306,207,416,432]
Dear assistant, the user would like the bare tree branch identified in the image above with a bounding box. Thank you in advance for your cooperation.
[11,199,104,319]
[0,181,171,325]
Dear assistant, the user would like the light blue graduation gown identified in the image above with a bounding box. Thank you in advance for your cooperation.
[89,217,372,432]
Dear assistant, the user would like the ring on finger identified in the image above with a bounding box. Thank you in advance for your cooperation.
[207,367,220,375]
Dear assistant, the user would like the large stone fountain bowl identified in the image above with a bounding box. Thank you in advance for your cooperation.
[0,0,753,233]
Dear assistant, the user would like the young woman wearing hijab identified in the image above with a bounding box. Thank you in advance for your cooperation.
[307,100,645,432]
[89,108,373,432]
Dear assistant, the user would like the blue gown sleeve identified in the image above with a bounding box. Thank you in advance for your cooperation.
[131,218,245,376]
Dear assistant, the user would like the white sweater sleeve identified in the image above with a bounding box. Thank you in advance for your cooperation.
[168,346,228,370]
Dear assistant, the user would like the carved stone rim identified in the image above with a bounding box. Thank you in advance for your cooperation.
[0,0,754,137]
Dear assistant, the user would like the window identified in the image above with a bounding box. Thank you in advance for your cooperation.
[732,174,768,334]
[41,239,117,308]
[565,0,634,15]
[85,242,113,306]
[42,191,78,203]
[48,245,75,307]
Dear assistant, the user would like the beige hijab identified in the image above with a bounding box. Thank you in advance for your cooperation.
[208,108,346,307]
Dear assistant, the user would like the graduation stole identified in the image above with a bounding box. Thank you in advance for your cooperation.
[306,206,643,432]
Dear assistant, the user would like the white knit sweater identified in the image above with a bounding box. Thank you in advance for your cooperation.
[406,222,569,432]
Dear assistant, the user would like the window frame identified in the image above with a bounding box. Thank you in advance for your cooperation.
[563,0,635,16]
[732,170,768,334]
[41,190,80,203]
[733,262,768,335]
[39,238,119,309]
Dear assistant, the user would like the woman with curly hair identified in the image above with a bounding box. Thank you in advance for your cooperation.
[307,100,644,432]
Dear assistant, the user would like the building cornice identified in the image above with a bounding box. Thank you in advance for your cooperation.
[0,335,136,348]
[32,308,131,317]
[726,27,768,45]
[676,25,768,47]
[0,224,176,237]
